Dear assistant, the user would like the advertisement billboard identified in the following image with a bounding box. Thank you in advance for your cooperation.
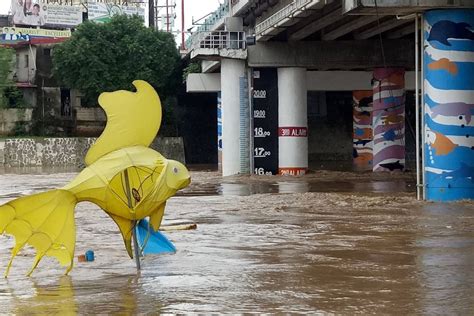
[2,26,71,41]
[11,0,82,27]
[88,1,146,23]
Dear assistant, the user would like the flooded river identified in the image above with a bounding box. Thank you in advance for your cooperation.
[0,168,473,314]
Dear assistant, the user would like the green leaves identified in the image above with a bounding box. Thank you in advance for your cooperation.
[52,15,180,106]
[0,47,14,108]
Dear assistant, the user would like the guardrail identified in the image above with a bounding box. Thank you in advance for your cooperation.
[255,0,312,35]
[189,31,246,50]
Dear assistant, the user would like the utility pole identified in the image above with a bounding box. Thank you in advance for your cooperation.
[155,0,175,32]
[166,0,169,32]
[181,0,184,50]
[149,0,154,28]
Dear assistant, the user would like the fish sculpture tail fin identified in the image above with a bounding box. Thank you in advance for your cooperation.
[0,189,77,277]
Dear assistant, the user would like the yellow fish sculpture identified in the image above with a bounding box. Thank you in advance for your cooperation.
[0,80,191,277]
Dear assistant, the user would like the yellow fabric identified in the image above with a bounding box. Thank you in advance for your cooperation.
[0,190,77,277]
[65,146,190,259]
[149,202,166,231]
[0,81,190,276]
[85,80,162,166]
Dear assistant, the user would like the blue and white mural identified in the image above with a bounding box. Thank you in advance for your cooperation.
[424,10,474,201]
[217,92,223,171]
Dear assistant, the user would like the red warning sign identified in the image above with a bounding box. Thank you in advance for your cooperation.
[278,168,307,176]
[278,127,308,137]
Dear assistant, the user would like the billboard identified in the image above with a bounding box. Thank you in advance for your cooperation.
[2,26,71,41]
[87,1,146,23]
[11,0,83,27]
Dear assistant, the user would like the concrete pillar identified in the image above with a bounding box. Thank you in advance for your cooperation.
[220,58,249,176]
[424,9,474,201]
[277,67,308,175]
[372,68,406,172]
[353,90,373,171]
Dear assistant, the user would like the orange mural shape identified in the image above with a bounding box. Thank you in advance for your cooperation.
[382,71,405,87]
[353,90,373,102]
[354,152,373,165]
[383,114,404,125]
[428,58,458,76]
[432,132,458,156]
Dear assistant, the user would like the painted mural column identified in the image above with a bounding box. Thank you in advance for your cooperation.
[372,68,406,172]
[353,91,373,171]
[217,92,222,172]
[277,67,308,175]
[424,10,474,201]
[221,58,249,176]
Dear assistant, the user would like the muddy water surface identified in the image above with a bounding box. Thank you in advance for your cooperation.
[0,168,473,314]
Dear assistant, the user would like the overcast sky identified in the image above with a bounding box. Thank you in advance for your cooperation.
[0,0,223,31]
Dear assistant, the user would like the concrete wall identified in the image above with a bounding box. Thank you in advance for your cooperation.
[14,46,36,84]
[75,107,106,136]
[0,108,33,135]
[308,91,354,168]
[0,137,186,168]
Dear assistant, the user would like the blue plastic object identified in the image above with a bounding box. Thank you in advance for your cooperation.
[85,250,95,262]
[135,219,176,255]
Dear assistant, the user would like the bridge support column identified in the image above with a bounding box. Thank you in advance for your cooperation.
[372,68,406,172]
[353,91,373,171]
[277,67,308,175]
[424,9,474,201]
[221,58,249,176]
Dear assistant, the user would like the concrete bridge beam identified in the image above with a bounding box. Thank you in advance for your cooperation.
[247,40,415,69]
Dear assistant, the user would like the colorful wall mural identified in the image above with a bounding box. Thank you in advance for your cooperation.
[217,92,222,172]
[424,9,474,201]
[372,68,406,172]
[353,90,373,170]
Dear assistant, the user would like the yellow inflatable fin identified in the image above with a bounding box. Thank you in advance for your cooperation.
[149,202,166,231]
[85,80,162,166]
[107,214,134,258]
[0,190,77,277]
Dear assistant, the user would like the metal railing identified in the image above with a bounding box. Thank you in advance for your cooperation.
[255,0,312,35]
[190,31,246,50]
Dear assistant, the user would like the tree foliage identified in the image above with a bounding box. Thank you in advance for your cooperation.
[53,15,181,105]
[182,62,201,83]
[0,47,14,108]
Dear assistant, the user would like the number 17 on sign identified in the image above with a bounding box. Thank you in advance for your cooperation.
[254,147,271,158]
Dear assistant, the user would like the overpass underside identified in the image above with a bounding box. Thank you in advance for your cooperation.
[186,0,474,201]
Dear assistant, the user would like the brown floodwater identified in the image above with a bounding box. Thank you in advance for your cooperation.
[0,168,473,314]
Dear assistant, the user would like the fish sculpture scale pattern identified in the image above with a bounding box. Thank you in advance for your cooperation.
[424,10,474,201]
[0,81,191,276]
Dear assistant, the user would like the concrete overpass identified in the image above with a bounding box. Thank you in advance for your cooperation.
[185,0,474,201]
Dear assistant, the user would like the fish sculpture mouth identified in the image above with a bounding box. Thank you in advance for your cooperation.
[182,177,191,189]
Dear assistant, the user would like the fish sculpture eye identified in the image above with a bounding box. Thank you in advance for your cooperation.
[173,167,179,174]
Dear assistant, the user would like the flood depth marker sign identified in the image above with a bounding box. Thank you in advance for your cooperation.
[252,68,278,175]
